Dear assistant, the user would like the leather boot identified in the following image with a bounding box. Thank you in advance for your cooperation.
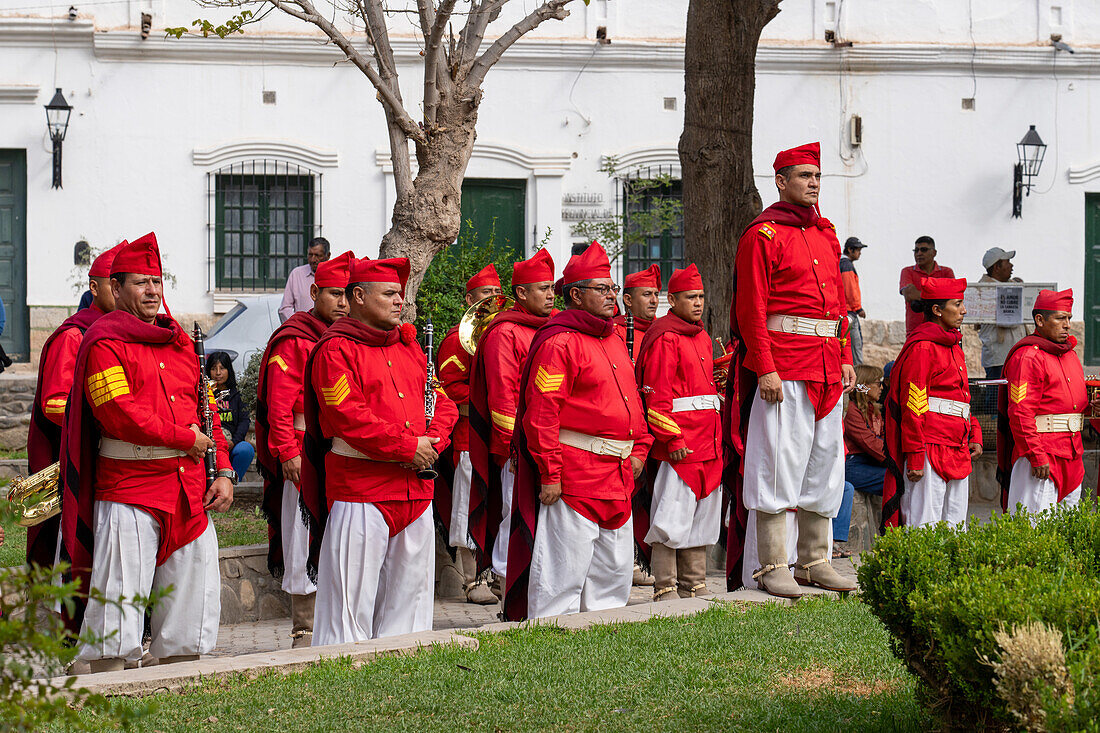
[650,543,678,602]
[460,548,497,605]
[159,654,200,665]
[753,510,802,599]
[89,657,125,673]
[793,510,858,592]
[490,573,503,600]
[291,592,316,648]
[676,546,711,598]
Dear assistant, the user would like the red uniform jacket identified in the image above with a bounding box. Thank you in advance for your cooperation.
[435,326,472,454]
[612,314,651,363]
[734,204,852,385]
[1000,334,1095,502]
[635,314,721,500]
[480,309,542,460]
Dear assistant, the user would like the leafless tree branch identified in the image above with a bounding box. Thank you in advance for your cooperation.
[414,0,434,37]
[467,0,571,87]
[423,0,458,126]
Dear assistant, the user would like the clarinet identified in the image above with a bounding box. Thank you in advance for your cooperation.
[192,322,218,488]
[418,320,439,480]
[625,312,636,365]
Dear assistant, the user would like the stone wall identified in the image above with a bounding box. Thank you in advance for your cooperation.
[218,544,289,625]
[0,376,37,451]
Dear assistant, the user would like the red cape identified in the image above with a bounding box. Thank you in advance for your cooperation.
[502,309,615,622]
[26,305,104,568]
[255,309,329,579]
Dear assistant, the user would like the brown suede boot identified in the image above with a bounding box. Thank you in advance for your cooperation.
[89,657,125,673]
[650,543,678,602]
[158,655,200,665]
[753,510,803,599]
[459,548,497,605]
[291,592,316,648]
[676,546,712,598]
[793,510,858,592]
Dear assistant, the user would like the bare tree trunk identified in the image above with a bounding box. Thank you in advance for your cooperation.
[679,0,780,341]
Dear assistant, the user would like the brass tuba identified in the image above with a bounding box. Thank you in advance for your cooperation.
[458,294,515,355]
[7,461,61,527]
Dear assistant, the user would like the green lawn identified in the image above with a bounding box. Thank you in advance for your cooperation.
[101,598,930,732]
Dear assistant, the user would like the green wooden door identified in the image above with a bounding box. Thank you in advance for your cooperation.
[459,178,526,258]
[0,150,27,361]
[1086,194,1100,365]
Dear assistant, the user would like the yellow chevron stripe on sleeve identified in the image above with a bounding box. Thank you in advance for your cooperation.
[646,408,682,435]
[906,383,928,416]
[490,410,516,432]
[268,354,289,372]
[1009,382,1028,404]
[44,398,67,415]
[87,366,130,407]
[440,355,467,373]
[320,374,351,407]
[534,365,565,393]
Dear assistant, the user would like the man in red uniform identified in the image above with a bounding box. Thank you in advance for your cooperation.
[882,277,982,529]
[467,249,555,586]
[613,264,661,362]
[62,234,235,672]
[999,288,1099,514]
[435,264,501,605]
[255,251,352,648]
[635,264,721,601]
[729,142,857,599]
[899,236,955,335]
[503,242,652,621]
[27,241,124,570]
[302,257,457,643]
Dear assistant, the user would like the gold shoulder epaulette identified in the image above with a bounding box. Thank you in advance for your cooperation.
[758,223,777,240]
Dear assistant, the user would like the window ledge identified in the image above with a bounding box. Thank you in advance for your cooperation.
[211,290,281,314]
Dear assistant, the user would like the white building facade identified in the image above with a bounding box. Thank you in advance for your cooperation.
[2,0,1100,362]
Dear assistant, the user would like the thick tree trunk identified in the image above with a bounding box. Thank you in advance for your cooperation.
[679,0,780,341]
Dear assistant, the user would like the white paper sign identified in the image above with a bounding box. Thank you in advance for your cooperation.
[963,282,1057,325]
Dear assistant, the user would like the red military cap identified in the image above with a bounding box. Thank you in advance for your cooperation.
[1033,288,1073,312]
[88,241,128,278]
[110,232,163,277]
[466,263,501,292]
[624,264,661,290]
[314,250,354,289]
[562,241,612,283]
[773,142,821,172]
[919,276,967,300]
[350,256,410,292]
[513,248,555,286]
[668,263,704,293]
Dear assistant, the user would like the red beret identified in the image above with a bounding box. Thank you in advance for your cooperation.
[1034,288,1073,312]
[314,251,354,289]
[350,257,410,292]
[466,263,501,292]
[562,241,611,284]
[773,142,821,172]
[89,241,128,278]
[624,264,661,290]
[110,232,162,278]
[668,263,704,293]
[919,276,967,301]
[513,248,555,286]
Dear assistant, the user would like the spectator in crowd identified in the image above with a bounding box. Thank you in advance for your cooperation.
[899,236,954,335]
[840,237,867,365]
[844,363,887,497]
[832,481,856,558]
[978,247,1028,379]
[78,289,93,311]
[206,351,255,482]
[279,237,331,322]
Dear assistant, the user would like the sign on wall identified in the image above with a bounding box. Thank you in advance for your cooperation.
[964,282,1057,325]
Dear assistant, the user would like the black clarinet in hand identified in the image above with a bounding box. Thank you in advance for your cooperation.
[625,312,635,365]
[418,320,439,480]
[192,322,218,488]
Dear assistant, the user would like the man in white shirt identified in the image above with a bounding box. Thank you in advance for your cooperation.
[279,237,331,322]
[978,247,1028,379]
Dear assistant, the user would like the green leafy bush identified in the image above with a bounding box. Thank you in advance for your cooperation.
[858,502,1100,730]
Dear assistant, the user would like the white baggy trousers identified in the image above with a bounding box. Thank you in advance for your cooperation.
[643,462,721,549]
[492,465,514,578]
[448,451,476,550]
[1007,457,1082,514]
[742,381,845,518]
[312,501,435,645]
[528,499,633,620]
[280,480,318,596]
[77,500,221,662]
[901,457,969,528]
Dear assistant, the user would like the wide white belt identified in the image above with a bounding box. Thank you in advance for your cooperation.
[559,429,634,459]
[330,437,367,459]
[671,394,720,413]
[1035,413,1084,433]
[765,314,842,339]
[99,437,186,461]
[927,396,970,421]
[293,413,305,431]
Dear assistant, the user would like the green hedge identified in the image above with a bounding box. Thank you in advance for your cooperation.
[858,501,1100,730]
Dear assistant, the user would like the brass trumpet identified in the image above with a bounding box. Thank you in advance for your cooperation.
[458,294,515,355]
[7,461,61,527]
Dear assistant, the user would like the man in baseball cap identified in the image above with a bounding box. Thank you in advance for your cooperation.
[841,237,867,365]
[979,246,1026,379]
